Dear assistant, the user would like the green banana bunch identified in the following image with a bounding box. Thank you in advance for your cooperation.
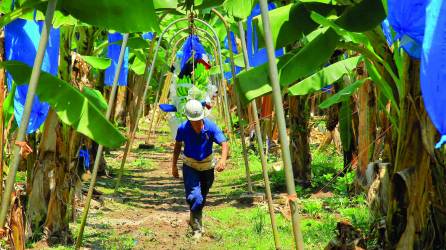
[193,63,209,92]
[177,76,192,97]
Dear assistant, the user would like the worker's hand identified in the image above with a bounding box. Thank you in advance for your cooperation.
[216,159,226,172]
[172,165,179,178]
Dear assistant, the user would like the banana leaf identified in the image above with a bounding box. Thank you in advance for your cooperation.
[255,0,385,50]
[365,59,400,115]
[52,11,77,28]
[236,53,291,104]
[236,28,340,104]
[58,0,160,33]
[319,77,369,109]
[280,28,339,86]
[154,0,178,10]
[0,0,45,27]
[223,0,256,19]
[1,61,126,148]
[80,55,111,70]
[233,53,246,68]
[255,2,337,49]
[288,55,362,96]
[310,12,372,47]
[193,0,225,10]
[130,51,146,76]
[81,86,108,112]
[209,63,231,75]
[335,0,386,32]
[111,37,151,50]
[0,0,13,13]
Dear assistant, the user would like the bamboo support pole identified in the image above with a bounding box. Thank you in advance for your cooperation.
[0,75,5,202]
[258,0,304,249]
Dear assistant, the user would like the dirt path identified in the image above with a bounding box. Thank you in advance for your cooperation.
[81,130,226,250]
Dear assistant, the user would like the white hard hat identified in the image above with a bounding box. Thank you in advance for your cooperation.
[184,99,205,121]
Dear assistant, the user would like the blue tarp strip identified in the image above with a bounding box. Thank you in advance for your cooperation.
[421,0,446,148]
[246,3,284,67]
[79,149,90,170]
[4,18,60,134]
[142,32,154,41]
[386,0,428,58]
[105,33,129,86]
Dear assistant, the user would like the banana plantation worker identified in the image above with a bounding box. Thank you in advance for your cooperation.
[171,99,229,238]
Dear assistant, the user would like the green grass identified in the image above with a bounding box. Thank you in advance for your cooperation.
[130,158,154,169]
[206,205,340,250]
[301,199,323,217]
[67,214,137,250]
[206,206,294,249]
[203,137,371,249]
[205,195,371,250]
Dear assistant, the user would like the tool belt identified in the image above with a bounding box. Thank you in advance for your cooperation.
[183,154,214,171]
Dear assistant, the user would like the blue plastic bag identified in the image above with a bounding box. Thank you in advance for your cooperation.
[246,3,284,67]
[180,35,207,71]
[4,18,59,134]
[159,104,177,112]
[420,0,446,148]
[387,0,428,58]
[105,33,129,86]
[78,149,90,170]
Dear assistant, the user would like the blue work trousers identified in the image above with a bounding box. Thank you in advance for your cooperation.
[182,164,214,212]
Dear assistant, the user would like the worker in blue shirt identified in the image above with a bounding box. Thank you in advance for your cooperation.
[172,99,229,238]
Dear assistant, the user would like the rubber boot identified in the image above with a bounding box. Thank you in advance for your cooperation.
[195,210,203,233]
[190,210,202,239]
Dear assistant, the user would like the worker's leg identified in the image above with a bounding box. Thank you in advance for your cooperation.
[194,168,215,232]
[198,168,215,209]
[182,164,204,234]
[182,164,203,211]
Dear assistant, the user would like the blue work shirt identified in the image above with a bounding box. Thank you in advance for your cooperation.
[175,118,227,161]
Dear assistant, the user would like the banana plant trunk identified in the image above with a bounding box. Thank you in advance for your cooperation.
[26,26,76,244]
[127,72,145,132]
[114,86,128,127]
[26,110,72,243]
[288,95,312,185]
[357,73,377,187]
[386,58,446,249]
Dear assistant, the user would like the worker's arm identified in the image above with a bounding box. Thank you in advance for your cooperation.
[216,141,228,172]
[172,141,182,178]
